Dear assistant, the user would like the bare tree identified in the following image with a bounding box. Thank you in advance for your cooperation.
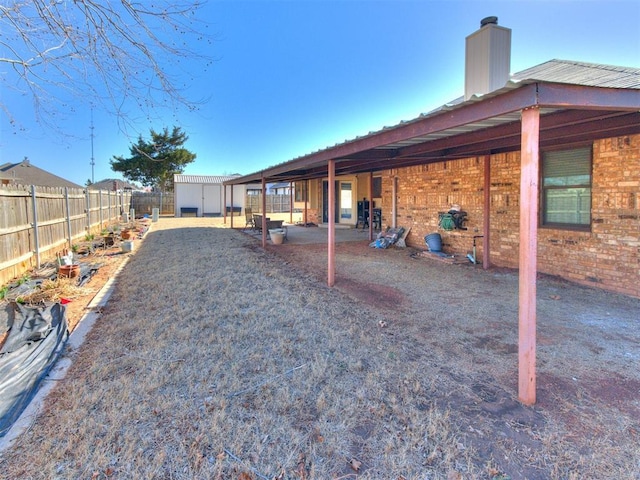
[0,1,212,132]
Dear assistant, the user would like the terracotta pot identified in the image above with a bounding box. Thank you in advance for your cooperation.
[59,264,80,278]
[121,230,132,240]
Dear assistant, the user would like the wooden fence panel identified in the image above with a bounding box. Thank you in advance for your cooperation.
[131,192,174,216]
[0,185,132,287]
[246,194,292,213]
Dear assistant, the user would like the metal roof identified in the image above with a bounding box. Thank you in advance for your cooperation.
[174,174,241,184]
[511,59,640,89]
[225,60,640,185]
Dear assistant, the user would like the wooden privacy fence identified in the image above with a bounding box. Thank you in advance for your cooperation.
[131,191,174,216]
[0,184,131,286]
[245,194,292,213]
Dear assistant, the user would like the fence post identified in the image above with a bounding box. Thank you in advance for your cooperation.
[65,187,72,248]
[108,189,112,222]
[31,185,41,269]
[86,189,91,233]
[99,189,104,228]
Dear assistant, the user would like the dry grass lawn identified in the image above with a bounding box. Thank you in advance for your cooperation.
[0,217,638,479]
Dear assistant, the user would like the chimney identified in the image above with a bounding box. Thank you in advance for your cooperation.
[464,16,511,101]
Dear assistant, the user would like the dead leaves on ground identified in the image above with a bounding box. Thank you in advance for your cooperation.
[348,457,362,472]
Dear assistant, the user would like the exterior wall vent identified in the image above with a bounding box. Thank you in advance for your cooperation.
[464,17,511,101]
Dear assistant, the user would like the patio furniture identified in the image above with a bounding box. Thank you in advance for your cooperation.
[253,214,270,233]
[243,208,254,231]
[180,207,198,217]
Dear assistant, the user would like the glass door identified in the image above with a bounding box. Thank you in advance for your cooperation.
[322,180,353,224]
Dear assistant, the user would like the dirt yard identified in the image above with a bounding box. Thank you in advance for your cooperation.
[0,217,638,479]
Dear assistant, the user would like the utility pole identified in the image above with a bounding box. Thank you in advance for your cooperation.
[90,109,95,184]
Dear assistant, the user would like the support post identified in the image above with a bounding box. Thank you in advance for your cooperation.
[261,176,267,248]
[289,181,294,224]
[224,184,228,225]
[368,172,374,241]
[86,189,91,233]
[391,176,397,229]
[65,187,72,249]
[304,180,309,226]
[31,185,41,269]
[519,106,540,406]
[328,160,336,287]
[229,185,233,228]
[483,155,491,269]
[99,189,103,228]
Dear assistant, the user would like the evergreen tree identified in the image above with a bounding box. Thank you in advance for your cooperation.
[110,127,196,191]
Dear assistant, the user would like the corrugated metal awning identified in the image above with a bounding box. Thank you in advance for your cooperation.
[225,79,640,185]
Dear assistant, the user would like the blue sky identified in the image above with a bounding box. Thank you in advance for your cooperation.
[1,0,639,187]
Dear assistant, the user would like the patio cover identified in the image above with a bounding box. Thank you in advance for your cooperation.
[224,78,640,405]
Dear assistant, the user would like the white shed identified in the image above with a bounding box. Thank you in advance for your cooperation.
[174,174,259,217]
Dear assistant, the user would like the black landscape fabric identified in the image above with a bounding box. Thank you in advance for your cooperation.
[0,302,69,437]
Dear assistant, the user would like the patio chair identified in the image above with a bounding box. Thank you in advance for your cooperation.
[243,208,254,231]
[253,214,266,233]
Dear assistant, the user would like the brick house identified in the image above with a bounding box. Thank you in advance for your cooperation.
[225,18,639,404]
[227,19,639,301]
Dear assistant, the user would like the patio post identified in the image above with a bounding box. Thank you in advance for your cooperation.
[229,184,233,228]
[519,106,540,406]
[222,183,233,228]
[261,175,267,248]
[328,159,336,287]
[289,181,293,224]
[304,180,309,225]
[391,176,397,229]
[368,172,374,241]
[483,155,491,269]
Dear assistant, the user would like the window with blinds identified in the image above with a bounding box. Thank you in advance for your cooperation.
[542,147,592,227]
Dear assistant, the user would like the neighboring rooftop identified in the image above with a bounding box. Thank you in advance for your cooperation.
[0,159,82,188]
[87,178,142,191]
[174,174,242,184]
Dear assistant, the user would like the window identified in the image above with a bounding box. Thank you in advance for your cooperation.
[373,177,382,198]
[542,147,592,228]
[294,182,307,202]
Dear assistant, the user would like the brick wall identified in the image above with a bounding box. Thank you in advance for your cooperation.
[384,134,640,298]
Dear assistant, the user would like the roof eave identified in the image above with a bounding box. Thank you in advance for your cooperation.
[225,82,640,185]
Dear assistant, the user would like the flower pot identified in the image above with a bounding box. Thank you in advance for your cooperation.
[121,230,132,240]
[103,235,115,247]
[58,264,80,278]
[269,229,285,245]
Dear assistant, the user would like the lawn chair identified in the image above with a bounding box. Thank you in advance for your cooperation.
[253,214,266,233]
[243,208,254,231]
